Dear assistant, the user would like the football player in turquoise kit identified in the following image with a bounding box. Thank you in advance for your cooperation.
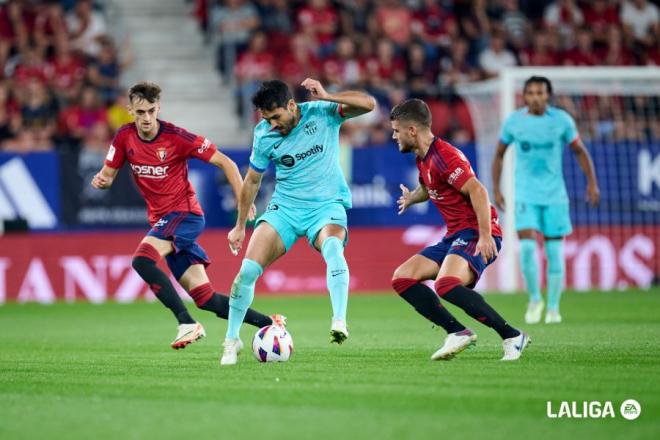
[220,79,376,365]
[492,76,600,324]
[390,98,529,361]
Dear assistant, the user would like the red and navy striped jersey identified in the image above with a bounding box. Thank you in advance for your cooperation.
[104,120,217,226]
[416,138,501,237]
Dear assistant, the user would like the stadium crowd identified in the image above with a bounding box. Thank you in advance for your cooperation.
[0,0,132,153]
[197,0,660,145]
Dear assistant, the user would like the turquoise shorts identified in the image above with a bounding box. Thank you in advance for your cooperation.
[256,201,348,251]
[515,201,572,237]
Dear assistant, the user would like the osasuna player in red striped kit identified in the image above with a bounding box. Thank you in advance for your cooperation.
[92,82,283,351]
[389,99,529,361]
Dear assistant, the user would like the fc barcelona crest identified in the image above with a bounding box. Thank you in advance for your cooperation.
[157,148,167,161]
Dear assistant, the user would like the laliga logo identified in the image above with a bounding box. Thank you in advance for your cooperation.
[546,399,641,420]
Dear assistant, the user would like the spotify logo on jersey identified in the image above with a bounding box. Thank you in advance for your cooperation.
[281,155,295,167]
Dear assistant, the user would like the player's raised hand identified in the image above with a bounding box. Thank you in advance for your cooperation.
[91,172,111,189]
[228,225,246,256]
[397,184,413,215]
[493,188,505,211]
[248,204,257,221]
[586,183,600,206]
[475,234,498,264]
[301,78,329,100]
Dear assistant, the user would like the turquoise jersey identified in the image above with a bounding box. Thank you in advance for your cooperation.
[249,101,352,209]
[500,105,579,205]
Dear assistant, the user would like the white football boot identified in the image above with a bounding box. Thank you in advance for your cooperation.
[431,328,477,360]
[524,300,544,324]
[220,338,244,366]
[330,318,349,344]
[171,322,205,350]
[501,331,531,361]
[545,310,562,324]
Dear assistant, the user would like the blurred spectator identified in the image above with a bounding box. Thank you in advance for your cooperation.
[33,1,66,56]
[543,0,584,47]
[322,36,361,88]
[211,0,259,82]
[296,0,338,57]
[405,43,436,99]
[107,94,133,132]
[582,0,620,45]
[2,127,52,152]
[235,31,274,123]
[66,0,107,57]
[600,26,635,65]
[563,27,598,66]
[375,0,413,48]
[412,0,457,58]
[0,82,20,142]
[82,120,111,153]
[57,86,107,145]
[478,33,517,77]
[278,33,319,87]
[87,37,121,104]
[498,0,530,51]
[519,30,559,66]
[620,0,659,47]
[338,0,375,38]
[19,79,57,138]
[0,1,29,67]
[11,46,50,85]
[438,38,480,93]
[46,36,85,105]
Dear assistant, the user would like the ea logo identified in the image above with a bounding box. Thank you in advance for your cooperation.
[521,142,531,152]
[281,155,295,167]
[620,399,641,420]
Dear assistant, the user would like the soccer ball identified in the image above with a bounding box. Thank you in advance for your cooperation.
[252,325,294,362]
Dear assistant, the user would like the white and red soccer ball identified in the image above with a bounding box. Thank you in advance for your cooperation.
[252,325,294,362]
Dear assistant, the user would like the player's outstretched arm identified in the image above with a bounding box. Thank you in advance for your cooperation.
[569,139,600,206]
[208,151,256,221]
[397,183,429,215]
[491,141,508,210]
[91,165,119,190]
[228,168,263,255]
[461,177,497,263]
[301,78,376,119]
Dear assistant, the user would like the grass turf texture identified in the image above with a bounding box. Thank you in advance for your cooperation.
[1,289,659,440]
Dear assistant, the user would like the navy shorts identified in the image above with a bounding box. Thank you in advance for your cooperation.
[147,211,210,279]
[419,229,502,287]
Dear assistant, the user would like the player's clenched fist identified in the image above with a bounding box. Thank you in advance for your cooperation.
[228,226,246,256]
[91,172,112,189]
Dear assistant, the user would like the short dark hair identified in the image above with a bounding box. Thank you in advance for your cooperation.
[523,76,553,95]
[389,98,432,128]
[251,80,292,111]
[128,82,161,103]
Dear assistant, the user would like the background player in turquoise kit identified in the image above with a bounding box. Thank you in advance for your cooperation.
[221,78,376,365]
[492,76,600,324]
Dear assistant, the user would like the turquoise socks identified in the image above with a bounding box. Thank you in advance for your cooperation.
[226,259,263,339]
[519,239,541,303]
[321,237,349,321]
[545,240,565,312]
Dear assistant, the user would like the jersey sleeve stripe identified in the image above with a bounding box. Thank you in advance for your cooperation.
[430,149,448,172]
[249,161,266,173]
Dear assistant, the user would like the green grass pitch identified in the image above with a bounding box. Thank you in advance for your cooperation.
[1,289,659,439]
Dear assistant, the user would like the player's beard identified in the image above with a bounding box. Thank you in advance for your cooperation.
[398,139,415,153]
